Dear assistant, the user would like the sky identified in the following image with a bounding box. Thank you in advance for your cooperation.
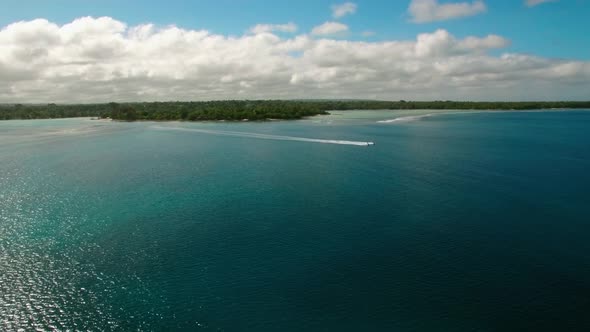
[0,0,589,102]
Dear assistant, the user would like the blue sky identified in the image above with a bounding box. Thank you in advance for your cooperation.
[0,0,589,102]
[1,0,588,59]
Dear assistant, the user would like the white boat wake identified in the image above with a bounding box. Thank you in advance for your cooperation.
[151,126,375,146]
[377,114,434,123]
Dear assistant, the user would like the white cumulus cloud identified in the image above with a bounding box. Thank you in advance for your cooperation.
[332,2,358,18]
[248,22,297,34]
[0,17,588,103]
[311,22,349,36]
[414,29,509,57]
[409,0,487,23]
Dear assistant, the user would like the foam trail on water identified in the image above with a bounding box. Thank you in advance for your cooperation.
[152,126,374,146]
[377,114,433,123]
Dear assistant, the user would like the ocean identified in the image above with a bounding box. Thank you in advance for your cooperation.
[1,110,589,331]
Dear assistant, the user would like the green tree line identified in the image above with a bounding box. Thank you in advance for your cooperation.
[1,100,589,121]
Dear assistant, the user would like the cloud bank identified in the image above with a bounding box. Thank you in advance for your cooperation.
[409,0,487,23]
[311,21,349,36]
[0,17,589,103]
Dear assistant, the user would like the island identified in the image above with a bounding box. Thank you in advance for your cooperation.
[1,100,590,121]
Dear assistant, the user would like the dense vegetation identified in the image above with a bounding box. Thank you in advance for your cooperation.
[1,100,589,121]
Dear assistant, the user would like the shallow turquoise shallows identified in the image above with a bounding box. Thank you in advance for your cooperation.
[1,110,590,331]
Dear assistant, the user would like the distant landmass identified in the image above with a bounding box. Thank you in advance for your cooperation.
[1,100,589,121]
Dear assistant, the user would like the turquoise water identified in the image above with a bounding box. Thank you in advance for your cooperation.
[1,110,590,331]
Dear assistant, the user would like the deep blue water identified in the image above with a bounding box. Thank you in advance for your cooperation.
[1,110,590,331]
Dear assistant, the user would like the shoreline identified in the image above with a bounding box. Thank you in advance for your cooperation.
[1,107,589,122]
